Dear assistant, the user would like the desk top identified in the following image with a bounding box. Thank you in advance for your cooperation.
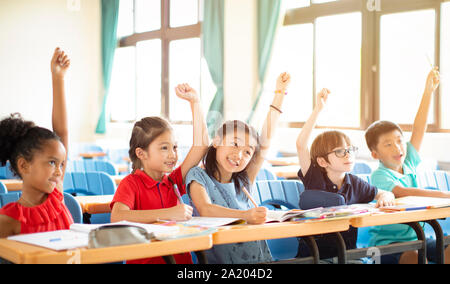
[79,152,107,159]
[0,233,213,264]
[74,195,114,214]
[213,219,350,245]
[1,179,22,191]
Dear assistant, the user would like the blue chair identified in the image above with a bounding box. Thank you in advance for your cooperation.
[253,180,305,261]
[299,190,346,210]
[0,192,20,208]
[256,168,278,181]
[351,162,372,174]
[0,162,16,179]
[66,160,118,176]
[63,193,83,224]
[0,181,7,194]
[69,143,105,160]
[63,172,116,196]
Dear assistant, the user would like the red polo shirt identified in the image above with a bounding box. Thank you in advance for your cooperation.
[111,167,192,264]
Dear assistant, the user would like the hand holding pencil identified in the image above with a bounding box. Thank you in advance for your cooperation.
[242,186,268,224]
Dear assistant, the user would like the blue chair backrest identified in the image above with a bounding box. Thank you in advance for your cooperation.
[351,162,372,175]
[66,160,117,176]
[256,168,277,181]
[0,192,20,208]
[253,180,305,209]
[63,172,116,196]
[417,171,450,191]
[69,143,105,160]
[0,181,7,194]
[0,162,16,179]
[63,193,83,224]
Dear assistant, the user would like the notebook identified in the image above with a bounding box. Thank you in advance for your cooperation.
[380,196,450,212]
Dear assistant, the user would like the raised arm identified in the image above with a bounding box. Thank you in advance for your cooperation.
[247,72,291,183]
[175,84,210,181]
[410,67,440,151]
[50,47,70,185]
[296,88,330,176]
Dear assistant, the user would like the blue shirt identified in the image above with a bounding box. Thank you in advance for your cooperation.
[185,166,272,264]
[369,142,422,247]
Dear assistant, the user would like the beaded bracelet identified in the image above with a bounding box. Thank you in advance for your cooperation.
[275,90,288,95]
[270,105,282,114]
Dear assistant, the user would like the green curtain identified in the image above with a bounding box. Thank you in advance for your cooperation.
[247,0,282,123]
[95,0,120,134]
[203,0,225,137]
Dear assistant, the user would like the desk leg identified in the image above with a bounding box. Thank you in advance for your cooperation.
[425,219,444,264]
[163,255,176,264]
[333,233,347,264]
[303,236,320,264]
[194,251,208,264]
[405,222,426,264]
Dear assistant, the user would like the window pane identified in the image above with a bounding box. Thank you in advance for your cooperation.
[441,3,450,129]
[136,39,161,119]
[135,0,161,33]
[109,47,136,122]
[315,12,362,127]
[117,0,134,38]
[312,0,338,4]
[265,23,314,122]
[379,10,435,124]
[169,38,201,121]
[284,0,310,9]
[170,0,198,28]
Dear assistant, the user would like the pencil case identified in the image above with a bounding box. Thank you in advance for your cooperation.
[88,224,152,249]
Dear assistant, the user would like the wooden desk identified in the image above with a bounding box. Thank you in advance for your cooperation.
[1,179,22,192]
[213,219,349,245]
[74,195,113,214]
[267,157,299,167]
[0,234,213,264]
[113,175,125,185]
[79,152,107,159]
[271,166,300,179]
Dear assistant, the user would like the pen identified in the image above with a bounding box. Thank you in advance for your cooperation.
[241,186,258,208]
[168,176,184,204]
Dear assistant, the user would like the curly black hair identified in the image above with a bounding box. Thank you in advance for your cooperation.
[0,113,61,178]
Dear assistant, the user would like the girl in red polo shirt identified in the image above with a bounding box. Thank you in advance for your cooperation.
[110,83,210,264]
[0,48,73,238]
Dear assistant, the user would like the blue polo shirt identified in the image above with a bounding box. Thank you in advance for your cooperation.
[297,163,378,256]
[369,142,422,247]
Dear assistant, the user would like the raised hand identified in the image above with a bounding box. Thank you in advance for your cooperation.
[175,83,200,104]
[276,72,291,92]
[51,47,70,78]
[315,88,331,112]
[425,67,440,94]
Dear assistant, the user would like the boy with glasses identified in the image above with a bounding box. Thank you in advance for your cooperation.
[295,89,395,260]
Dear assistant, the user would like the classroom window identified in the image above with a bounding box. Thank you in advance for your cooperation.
[441,2,450,129]
[282,0,449,132]
[315,12,361,127]
[379,9,435,125]
[110,0,206,123]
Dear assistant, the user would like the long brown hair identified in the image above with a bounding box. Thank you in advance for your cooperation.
[203,120,260,194]
[128,117,173,173]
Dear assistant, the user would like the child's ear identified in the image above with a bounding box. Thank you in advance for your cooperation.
[17,157,29,176]
[212,136,221,149]
[371,150,379,160]
[135,147,147,160]
[316,157,329,168]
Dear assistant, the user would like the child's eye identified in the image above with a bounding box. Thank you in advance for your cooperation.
[49,161,56,166]
[161,146,168,150]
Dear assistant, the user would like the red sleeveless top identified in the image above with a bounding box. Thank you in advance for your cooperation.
[0,189,74,234]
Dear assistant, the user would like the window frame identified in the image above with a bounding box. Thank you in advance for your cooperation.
[112,0,201,124]
[283,0,449,133]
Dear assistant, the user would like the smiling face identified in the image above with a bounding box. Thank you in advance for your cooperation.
[19,139,66,194]
[370,129,406,172]
[137,130,178,177]
[213,130,258,179]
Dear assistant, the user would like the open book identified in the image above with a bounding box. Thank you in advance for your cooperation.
[7,221,180,251]
[290,204,376,221]
[380,196,450,212]
[177,217,245,228]
[266,208,324,222]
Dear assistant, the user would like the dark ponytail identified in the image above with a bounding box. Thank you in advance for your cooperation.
[203,120,260,195]
[0,113,60,178]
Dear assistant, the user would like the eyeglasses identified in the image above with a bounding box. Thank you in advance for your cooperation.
[326,146,359,158]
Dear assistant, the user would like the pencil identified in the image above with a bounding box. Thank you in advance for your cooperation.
[241,186,258,208]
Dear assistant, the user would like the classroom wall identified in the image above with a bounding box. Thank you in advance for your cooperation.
[0,0,102,144]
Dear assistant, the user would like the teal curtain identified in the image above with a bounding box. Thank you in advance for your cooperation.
[95,0,120,134]
[247,0,282,123]
[203,0,225,137]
